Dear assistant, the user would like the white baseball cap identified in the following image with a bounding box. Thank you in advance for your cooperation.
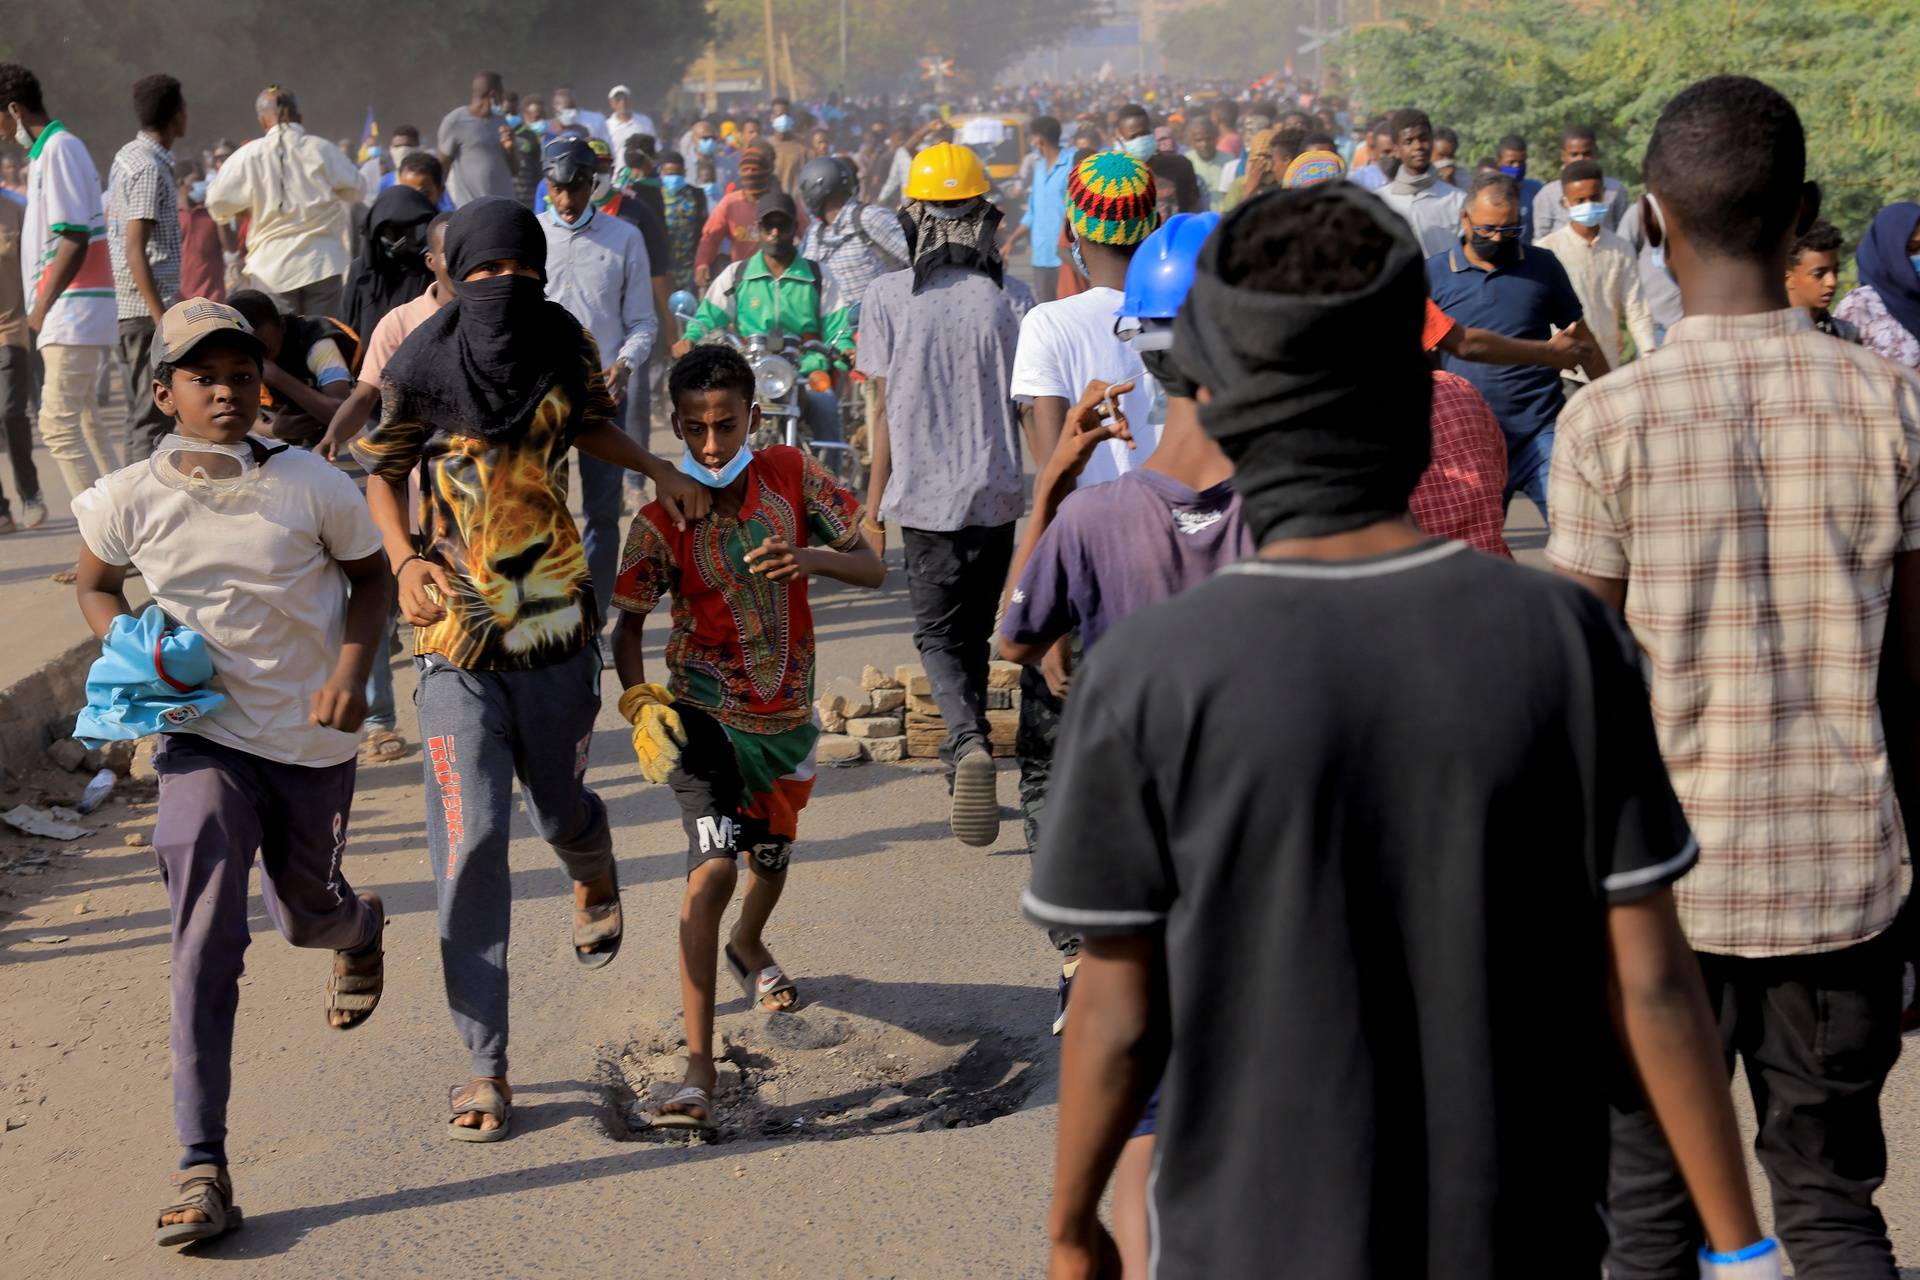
[608,85,631,100]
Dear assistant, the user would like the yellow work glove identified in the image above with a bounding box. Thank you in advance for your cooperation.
[617,683,687,784]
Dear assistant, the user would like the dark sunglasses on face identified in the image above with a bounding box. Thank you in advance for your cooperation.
[1469,223,1524,238]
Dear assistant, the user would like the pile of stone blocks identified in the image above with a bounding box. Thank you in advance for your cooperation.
[815,661,1024,765]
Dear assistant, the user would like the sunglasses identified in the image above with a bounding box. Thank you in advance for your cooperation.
[1469,223,1524,238]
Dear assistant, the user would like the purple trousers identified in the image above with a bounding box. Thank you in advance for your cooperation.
[154,733,378,1158]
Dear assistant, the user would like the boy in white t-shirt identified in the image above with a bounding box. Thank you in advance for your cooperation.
[1006,150,1160,873]
[70,299,392,1250]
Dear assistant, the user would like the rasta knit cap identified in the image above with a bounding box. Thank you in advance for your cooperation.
[1284,150,1346,189]
[1068,151,1158,247]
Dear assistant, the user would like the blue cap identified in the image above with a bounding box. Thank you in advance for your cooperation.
[542,134,596,184]
[1117,212,1220,322]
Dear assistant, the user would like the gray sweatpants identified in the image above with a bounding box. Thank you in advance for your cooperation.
[415,646,613,1079]
[154,733,378,1162]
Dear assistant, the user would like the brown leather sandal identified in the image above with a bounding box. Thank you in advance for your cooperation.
[155,1164,242,1248]
[448,1078,513,1142]
[326,893,384,1030]
[573,863,622,969]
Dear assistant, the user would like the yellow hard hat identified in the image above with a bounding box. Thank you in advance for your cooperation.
[905,141,989,201]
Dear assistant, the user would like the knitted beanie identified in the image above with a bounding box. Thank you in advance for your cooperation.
[1068,151,1158,246]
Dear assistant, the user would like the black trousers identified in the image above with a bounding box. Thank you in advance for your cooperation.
[117,316,172,464]
[1606,930,1902,1279]
[0,344,39,513]
[900,523,1014,768]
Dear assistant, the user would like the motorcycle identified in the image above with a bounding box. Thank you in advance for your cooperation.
[673,293,865,489]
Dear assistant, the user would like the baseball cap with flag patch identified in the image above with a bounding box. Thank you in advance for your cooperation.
[155,298,268,365]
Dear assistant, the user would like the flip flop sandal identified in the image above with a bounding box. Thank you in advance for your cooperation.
[326,893,385,1030]
[573,862,623,969]
[647,1084,714,1131]
[725,941,799,1012]
[155,1164,243,1248]
[361,728,407,761]
[447,1079,513,1142]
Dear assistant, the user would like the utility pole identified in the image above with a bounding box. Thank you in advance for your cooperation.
[762,0,780,102]
[703,42,720,115]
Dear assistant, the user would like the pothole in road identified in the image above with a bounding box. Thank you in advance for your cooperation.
[595,1004,1041,1145]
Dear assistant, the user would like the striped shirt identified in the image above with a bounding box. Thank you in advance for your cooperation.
[1547,307,1920,957]
[107,133,181,320]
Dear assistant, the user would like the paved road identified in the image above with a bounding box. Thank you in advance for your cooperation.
[4,416,1920,1277]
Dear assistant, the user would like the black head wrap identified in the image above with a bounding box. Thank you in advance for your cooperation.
[1172,185,1431,544]
[382,196,587,442]
[897,198,1006,292]
[343,183,435,337]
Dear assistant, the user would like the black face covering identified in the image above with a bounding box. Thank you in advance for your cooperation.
[382,197,587,442]
[1471,233,1520,267]
[1171,186,1432,545]
[1138,346,1197,401]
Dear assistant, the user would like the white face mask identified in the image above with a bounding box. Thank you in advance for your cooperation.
[592,173,613,203]
[558,107,580,126]
[1568,200,1608,227]
[11,110,31,150]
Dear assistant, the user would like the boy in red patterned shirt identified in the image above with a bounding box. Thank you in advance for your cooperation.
[611,344,884,1130]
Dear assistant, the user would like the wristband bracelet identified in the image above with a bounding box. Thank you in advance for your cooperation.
[1699,1237,1782,1279]
[392,553,425,577]
[1701,1238,1779,1264]
[862,518,886,533]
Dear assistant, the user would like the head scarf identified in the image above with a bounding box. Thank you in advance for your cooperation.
[1857,203,1920,345]
[1068,151,1157,246]
[1172,185,1432,544]
[382,197,587,443]
[343,183,436,337]
[898,197,1005,292]
[1284,150,1345,190]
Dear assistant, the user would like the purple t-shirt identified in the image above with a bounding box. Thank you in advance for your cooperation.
[1002,469,1255,653]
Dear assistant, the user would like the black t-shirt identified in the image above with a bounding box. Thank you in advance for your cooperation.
[1024,540,1696,1279]
[611,189,671,282]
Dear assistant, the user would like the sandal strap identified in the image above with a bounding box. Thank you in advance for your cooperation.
[449,1079,509,1119]
[161,1166,231,1220]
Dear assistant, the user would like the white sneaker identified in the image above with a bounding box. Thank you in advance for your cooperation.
[18,497,46,529]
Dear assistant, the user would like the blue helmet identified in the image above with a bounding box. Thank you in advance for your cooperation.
[1117,211,1220,324]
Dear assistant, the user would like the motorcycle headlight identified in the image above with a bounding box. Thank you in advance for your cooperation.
[755,355,798,402]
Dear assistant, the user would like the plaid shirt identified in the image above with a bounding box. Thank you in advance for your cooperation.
[1410,372,1512,558]
[106,133,180,321]
[1548,308,1920,957]
[798,200,909,310]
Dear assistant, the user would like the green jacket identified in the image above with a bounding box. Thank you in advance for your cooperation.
[684,250,853,375]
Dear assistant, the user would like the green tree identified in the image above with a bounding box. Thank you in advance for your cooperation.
[1334,0,1920,242]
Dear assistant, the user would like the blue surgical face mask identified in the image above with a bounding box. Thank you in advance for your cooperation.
[188,179,207,204]
[558,107,580,126]
[505,114,523,129]
[529,120,549,135]
[697,136,718,156]
[678,444,754,488]
[555,202,594,230]
[1500,162,1527,181]
[661,173,688,193]
[1070,237,1088,280]
[1569,201,1608,227]
[488,102,504,117]
[771,114,794,134]
[1909,254,1920,278]
[1120,135,1155,161]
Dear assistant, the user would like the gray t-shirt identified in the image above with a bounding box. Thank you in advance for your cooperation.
[856,264,1034,531]
[1615,200,1683,335]
[438,106,515,206]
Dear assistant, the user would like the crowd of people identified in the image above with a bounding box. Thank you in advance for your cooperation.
[9,48,1920,1280]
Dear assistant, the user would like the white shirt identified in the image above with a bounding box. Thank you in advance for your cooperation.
[22,122,115,348]
[1376,176,1466,258]
[72,443,384,767]
[205,124,362,295]
[1535,223,1656,378]
[539,207,657,370]
[1009,287,1159,488]
[608,112,656,161]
